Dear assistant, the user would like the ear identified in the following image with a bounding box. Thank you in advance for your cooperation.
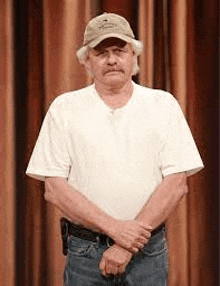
[82,56,94,77]
[132,55,139,76]
[82,53,92,71]
[83,57,89,69]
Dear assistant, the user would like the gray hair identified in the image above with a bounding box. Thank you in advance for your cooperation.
[76,39,143,75]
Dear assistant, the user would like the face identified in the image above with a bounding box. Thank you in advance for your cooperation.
[84,38,136,88]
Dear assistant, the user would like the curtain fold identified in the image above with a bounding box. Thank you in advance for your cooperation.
[166,1,189,284]
[186,1,219,285]
[0,0,218,285]
[0,0,15,285]
[139,1,189,284]
[24,1,97,285]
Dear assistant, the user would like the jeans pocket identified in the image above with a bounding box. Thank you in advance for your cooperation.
[141,235,168,257]
[67,236,97,258]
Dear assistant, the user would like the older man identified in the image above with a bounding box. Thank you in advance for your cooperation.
[26,13,203,286]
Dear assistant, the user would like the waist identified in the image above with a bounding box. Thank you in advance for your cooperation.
[65,219,165,246]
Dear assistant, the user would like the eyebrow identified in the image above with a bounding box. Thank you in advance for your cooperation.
[93,44,128,54]
[94,40,127,51]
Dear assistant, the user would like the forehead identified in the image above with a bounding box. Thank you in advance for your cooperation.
[94,37,127,51]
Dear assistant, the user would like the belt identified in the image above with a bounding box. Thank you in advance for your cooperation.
[67,220,165,246]
[67,222,114,246]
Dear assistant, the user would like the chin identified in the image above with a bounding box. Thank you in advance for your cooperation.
[104,75,126,84]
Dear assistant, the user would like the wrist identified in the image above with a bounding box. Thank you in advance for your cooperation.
[99,216,119,237]
[135,217,153,232]
[113,244,133,257]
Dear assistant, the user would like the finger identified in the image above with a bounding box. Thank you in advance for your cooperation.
[102,270,107,277]
[99,257,105,271]
[135,242,145,250]
[131,246,139,254]
[99,258,107,276]
[137,237,148,244]
[139,229,152,240]
[105,262,118,276]
[137,221,153,231]
[138,231,151,243]
[117,265,126,275]
[101,265,108,277]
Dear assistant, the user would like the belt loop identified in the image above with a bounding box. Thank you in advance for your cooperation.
[95,235,100,248]
[107,237,114,247]
[106,237,111,248]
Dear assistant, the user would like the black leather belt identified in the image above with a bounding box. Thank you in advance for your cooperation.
[66,219,165,245]
[68,222,114,246]
[151,223,165,236]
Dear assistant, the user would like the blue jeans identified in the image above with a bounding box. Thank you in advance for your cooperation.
[64,228,168,286]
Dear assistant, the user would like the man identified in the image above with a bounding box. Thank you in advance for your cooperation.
[26,13,204,285]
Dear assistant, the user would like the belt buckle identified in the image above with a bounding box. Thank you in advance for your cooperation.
[95,234,114,247]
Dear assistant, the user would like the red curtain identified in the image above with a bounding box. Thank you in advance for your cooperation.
[0,0,218,285]
[0,0,15,284]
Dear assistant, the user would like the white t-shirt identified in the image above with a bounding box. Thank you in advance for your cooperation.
[26,82,204,220]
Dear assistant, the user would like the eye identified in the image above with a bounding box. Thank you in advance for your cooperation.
[114,48,126,55]
[96,50,107,56]
[116,48,123,52]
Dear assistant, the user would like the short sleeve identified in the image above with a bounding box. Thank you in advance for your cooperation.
[26,102,71,181]
[160,96,204,177]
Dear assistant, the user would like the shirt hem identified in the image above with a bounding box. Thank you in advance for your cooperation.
[26,170,69,181]
[162,165,204,178]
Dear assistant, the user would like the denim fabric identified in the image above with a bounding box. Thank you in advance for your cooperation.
[64,228,168,286]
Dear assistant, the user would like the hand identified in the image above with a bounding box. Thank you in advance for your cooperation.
[107,220,152,253]
[99,244,133,277]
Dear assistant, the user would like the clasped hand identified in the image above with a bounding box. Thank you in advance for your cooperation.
[108,220,152,253]
[99,244,132,277]
[99,220,152,277]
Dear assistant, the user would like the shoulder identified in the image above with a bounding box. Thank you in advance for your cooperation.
[134,83,178,110]
[50,85,93,110]
[46,85,94,118]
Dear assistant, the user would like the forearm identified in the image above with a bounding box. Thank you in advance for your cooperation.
[44,177,117,233]
[45,177,151,253]
[135,172,188,230]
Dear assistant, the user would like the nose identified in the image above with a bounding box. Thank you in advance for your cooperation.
[106,51,117,65]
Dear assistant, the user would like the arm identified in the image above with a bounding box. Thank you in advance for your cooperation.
[44,177,151,252]
[100,172,188,276]
[135,172,188,229]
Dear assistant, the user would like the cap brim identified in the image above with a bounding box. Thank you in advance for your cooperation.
[87,33,133,48]
[77,34,142,62]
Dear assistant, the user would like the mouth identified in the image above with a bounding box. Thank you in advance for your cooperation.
[104,69,124,75]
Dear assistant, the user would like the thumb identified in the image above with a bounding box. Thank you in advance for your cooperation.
[99,257,106,271]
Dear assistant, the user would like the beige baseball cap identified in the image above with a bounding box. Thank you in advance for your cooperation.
[77,13,142,61]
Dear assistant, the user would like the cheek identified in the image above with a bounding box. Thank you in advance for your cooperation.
[89,61,100,74]
[91,64,106,79]
[124,57,135,73]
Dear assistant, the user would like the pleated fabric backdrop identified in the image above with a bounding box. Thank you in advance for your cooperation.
[0,0,218,285]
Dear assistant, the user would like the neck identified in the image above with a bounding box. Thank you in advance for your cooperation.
[94,80,134,109]
[94,80,133,98]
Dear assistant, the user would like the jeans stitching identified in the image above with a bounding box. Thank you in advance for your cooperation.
[67,241,97,257]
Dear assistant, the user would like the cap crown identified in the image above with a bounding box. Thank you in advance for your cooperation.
[83,13,135,46]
